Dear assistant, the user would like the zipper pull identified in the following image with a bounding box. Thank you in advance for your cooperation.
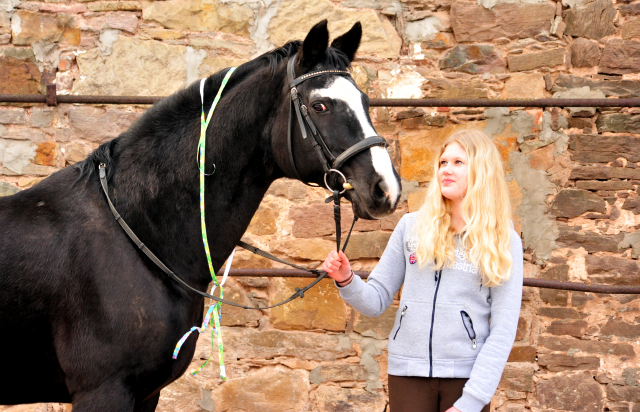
[401,305,407,316]
[472,339,477,349]
[434,272,438,283]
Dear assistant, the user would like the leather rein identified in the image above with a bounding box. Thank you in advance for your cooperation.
[97,56,389,310]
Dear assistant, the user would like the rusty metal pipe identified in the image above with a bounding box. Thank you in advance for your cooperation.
[1,93,640,108]
[228,269,640,294]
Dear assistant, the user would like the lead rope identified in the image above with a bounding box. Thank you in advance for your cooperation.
[173,67,236,380]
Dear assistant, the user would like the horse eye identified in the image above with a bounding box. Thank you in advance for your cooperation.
[312,103,327,112]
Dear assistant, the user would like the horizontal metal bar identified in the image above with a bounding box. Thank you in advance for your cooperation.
[228,269,640,294]
[1,93,640,108]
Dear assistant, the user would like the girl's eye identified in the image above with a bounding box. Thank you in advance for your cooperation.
[312,103,328,112]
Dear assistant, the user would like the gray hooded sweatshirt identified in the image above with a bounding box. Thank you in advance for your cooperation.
[338,212,523,412]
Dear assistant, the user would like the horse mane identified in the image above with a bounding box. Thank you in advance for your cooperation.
[75,40,351,184]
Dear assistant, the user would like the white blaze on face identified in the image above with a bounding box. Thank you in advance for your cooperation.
[311,77,400,205]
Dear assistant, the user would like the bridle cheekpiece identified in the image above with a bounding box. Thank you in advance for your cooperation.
[286,56,388,194]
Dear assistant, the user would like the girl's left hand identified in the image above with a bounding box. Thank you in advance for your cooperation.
[445,408,461,412]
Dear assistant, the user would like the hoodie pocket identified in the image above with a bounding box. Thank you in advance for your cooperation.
[387,300,429,359]
[460,310,477,350]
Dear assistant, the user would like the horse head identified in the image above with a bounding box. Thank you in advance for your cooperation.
[273,20,402,220]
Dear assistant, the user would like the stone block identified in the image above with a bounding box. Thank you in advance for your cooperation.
[619,231,640,259]
[599,40,640,75]
[498,364,534,392]
[537,353,600,371]
[289,204,380,238]
[564,0,617,40]
[0,181,20,197]
[353,303,397,339]
[87,2,142,12]
[267,178,308,200]
[269,238,335,262]
[211,365,309,412]
[507,345,536,362]
[540,264,570,282]
[539,289,568,306]
[222,328,355,361]
[568,134,640,163]
[309,364,368,384]
[596,113,640,134]
[570,166,640,180]
[143,0,252,36]
[600,317,640,340]
[106,11,138,33]
[423,77,490,99]
[502,73,546,99]
[380,206,407,231]
[69,106,142,143]
[537,373,604,412]
[607,385,640,403]
[439,44,506,74]
[620,3,640,16]
[29,108,54,128]
[507,48,565,72]
[515,316,529,341]
[217,280,262,327]
[311,386,386,412]
[546,319,588,337]
[556,223,623,253]
[554,74,640,98]
[34,142,60,167]
[550,189,606,218]
[268,0,401,58]
[623,19,640,39]
[246,206,276,236]
[269,278,347,332]
[74,35,187,96]
[0,108,26,125]
[11,11,73,45]
[141,28,186,41]
[586,254,640,286]
[537,307,582,319]
[571,291,595,306]
[576,180,635,191]
[538,336,635,357]
[450,1,554,42]
[569,38,601,67]
[0,139,37,174]
[0,56,41,94]
[422,33,457,49]
[401,114,448,129]
[526,144,555,172]
[622,197,640,214]
[343,231,392,259]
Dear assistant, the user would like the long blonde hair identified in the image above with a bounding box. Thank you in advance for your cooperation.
[415,130,513,287]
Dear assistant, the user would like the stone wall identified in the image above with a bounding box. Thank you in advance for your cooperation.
[1,0,640,411]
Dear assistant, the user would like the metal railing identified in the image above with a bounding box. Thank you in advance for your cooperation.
[228,269,640,294]
[1,84,639,108]
[1,86,639,294]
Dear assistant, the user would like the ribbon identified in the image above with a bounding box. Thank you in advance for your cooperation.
[172,67,236,380]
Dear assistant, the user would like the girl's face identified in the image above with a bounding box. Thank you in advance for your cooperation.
[438,142,468,203]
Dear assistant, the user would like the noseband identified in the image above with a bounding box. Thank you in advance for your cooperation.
[286,56,388,192]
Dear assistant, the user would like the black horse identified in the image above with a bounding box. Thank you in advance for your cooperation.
[0,21,401,411]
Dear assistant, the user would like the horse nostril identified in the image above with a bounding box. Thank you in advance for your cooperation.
[378,181,390,195]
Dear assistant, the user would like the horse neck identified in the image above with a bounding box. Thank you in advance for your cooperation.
[109,69,286,290]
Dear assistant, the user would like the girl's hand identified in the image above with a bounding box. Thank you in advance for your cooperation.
[445,407,461,412]
[322,250,352,284]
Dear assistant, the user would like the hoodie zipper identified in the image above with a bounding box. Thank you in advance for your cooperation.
[393,305,408,340]
[460,310,477,349]
[428,269,443,377]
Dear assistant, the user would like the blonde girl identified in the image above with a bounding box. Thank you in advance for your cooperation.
[323,130,523,412]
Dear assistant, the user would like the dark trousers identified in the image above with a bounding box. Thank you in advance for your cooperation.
[388,375,491,412]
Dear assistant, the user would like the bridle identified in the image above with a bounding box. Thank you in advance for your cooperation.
[97,57,390,310]
[285,56,388,193]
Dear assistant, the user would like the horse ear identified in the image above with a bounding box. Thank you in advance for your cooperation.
[300,20,329,70]
[330,22,362,63]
